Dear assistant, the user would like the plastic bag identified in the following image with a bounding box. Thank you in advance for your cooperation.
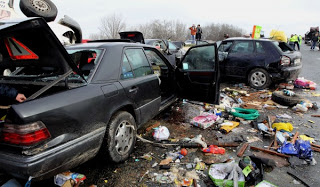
[202,145,225,154]
[295,140,313,159]
[208,162,245,187]
[277,141,298,155]
[272,122,293,132]
[153,126,170,141]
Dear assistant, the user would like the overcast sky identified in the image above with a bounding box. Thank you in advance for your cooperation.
[14,0,320,39]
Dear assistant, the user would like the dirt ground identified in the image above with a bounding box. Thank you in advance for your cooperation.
[2,82,320,187]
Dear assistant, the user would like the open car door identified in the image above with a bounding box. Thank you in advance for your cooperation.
[175,43,220,104]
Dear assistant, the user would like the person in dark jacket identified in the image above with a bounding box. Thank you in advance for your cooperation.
[310,32,319,51]
[196,24,202,44]
[0,84,26,102]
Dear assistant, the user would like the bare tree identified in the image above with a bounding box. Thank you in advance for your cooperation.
[90,14,246,42]
[98,13,126,39]
[89,32,105,40]
[202,23,245,41]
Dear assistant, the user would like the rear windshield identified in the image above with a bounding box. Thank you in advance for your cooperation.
[67,48,103,79]
[272,41,293,52]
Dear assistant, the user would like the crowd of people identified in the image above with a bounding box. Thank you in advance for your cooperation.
[189,24,203,44]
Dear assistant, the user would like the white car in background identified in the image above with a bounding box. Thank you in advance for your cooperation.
[0,0,82,45]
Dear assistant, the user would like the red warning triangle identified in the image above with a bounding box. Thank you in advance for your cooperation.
[5,37,39,60]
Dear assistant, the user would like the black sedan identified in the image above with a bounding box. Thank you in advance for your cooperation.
[0,18,220,180]
[218,38,302,89]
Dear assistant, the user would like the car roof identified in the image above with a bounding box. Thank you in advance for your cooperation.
[224,37,277,42]
[65,41,152,49]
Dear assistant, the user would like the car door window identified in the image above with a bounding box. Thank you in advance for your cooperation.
[230,41,254,54]
[256,41,265,53]
[182,45,215,70]
[124,48,152,77]
[121,54,134,79]
[144,49,166,66]
[144,48,167,76]
[168,41,177,50]
[218,41,233,52]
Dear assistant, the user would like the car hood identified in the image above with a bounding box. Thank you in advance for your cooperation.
[0,17,83,77]
[119,31,145,44]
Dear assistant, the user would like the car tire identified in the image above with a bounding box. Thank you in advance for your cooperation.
[248,68,271,89]
[105,111,137,162]
[19,0,58,22]
[272,91,303,106]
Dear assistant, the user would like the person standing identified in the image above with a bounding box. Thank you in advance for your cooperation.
[289,34,295,50]
[294,34,300,50]
[298,35,302,48]
[310,32,318,51]
[189,24,197,44]
[224,34,229,39]
[196,24,202,44]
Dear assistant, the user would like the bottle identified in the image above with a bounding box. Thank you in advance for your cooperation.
[296,104,308,112]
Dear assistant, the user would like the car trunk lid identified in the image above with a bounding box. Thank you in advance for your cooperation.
[0,17,83,76]
[119,31,145,44]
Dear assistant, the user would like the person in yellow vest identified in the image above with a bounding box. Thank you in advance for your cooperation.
[289,34,295,49]
[298,35,302,47]
[293,34,299,50]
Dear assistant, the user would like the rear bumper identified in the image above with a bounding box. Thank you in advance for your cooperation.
[271,64,302,82]
[0,127,106,179]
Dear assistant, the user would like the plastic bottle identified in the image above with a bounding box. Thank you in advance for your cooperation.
[296,104,308,112]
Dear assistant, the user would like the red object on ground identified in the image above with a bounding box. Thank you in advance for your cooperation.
[181,148,188,156]
[202,145,225,154]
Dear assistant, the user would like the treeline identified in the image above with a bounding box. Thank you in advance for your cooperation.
[89,14,245,41]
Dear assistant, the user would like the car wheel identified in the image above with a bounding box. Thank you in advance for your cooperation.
[272,91,303,106]
[19,0,58,22]
[105,111,136,162]
[248,68,271,89]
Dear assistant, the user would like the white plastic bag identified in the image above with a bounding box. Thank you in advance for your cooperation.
[153,126,170,141]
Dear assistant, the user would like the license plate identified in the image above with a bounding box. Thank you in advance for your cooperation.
[294,58,301,65]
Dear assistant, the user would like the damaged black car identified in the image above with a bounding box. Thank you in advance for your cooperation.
[0,18,220,180]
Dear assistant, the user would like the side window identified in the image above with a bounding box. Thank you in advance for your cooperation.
[218,41,233,52]
[125,48,152,77]
[256,41,265,53]
[144,48,167,76]
[230,41,254,54]
[144,49,166,66]
[121,54,134,79]
[182,45,215,70]
[157,40,167,51]
[168,41,177,50]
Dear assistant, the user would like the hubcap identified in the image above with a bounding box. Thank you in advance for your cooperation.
[30,0,50,11]
[250,71,267,87]
[114,120,134,155]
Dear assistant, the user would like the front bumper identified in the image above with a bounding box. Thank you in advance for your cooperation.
[0,127,105,179]
[271,64,302,82]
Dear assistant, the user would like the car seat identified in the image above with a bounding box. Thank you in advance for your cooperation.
[81,59,95,76]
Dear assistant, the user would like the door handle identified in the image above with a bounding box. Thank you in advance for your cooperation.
[129,87,138,93]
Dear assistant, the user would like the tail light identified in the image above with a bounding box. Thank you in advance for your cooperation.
[280,56,291,66]
[1,121,51,146]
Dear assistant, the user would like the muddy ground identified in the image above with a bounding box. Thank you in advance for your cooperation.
[6,82,317,187]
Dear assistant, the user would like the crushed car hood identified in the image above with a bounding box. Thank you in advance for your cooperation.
[0,17,83,77]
